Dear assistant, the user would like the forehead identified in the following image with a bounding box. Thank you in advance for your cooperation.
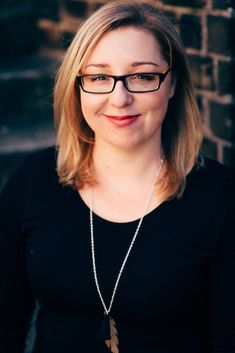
[82,26,165,69]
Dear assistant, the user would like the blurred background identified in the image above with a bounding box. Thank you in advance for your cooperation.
[0,0,235,191]
[0,1,234,352]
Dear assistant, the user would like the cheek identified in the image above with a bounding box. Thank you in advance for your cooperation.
[143,93,171,128]
[80,94,91,117]
[144,91,170,116]
[80,94,107,134]
[80,93,105,118]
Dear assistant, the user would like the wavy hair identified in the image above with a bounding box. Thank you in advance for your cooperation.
[54,0,203,200]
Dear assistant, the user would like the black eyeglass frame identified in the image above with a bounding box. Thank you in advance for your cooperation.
[76,66,171,94]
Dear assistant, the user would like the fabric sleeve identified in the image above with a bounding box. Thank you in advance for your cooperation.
[0,168,35,353]
[210,171,235,353]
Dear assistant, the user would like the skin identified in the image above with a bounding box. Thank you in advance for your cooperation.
[79,26,176,222]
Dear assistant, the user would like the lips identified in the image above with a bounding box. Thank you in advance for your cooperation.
[103,114,141,126]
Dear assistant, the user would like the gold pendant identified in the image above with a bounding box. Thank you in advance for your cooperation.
[105,316,119,353]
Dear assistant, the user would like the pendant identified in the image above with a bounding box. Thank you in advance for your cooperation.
[105,316,119,353]
[97,314,119,353]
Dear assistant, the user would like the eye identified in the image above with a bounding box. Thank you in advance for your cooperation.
[89,74,110,82]
[132,73,157,81]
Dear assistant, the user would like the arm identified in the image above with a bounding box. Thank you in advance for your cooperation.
[0,170,35,353]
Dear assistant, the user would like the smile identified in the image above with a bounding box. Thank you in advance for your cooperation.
[103,114,141,127]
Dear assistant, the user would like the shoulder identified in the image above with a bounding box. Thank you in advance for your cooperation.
[184,157,235,226]
[20,146,57,171]
[188,156,235,193]
[0,147,59,228]
[199,156,234,178]
[14,146,58,182]
[181,158,235,245]
[0,146,58,199]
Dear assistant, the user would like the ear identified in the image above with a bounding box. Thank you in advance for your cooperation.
[169,72,177,98]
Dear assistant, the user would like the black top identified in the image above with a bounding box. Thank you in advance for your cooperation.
[0,147,235,353]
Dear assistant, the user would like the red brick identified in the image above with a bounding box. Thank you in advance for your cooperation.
[161,0,206,8]
[218,60,235,95]
[34,1,60,21]
[61,31,75,50]
[0,58,55,126]
[0,4,40,57]
[213,0,235,9]
[200,138,218,160]
[188,55,215,90]
[207,16,235,56]
[196,95,203,113]
[65,1,88,18]
[180,15,202,50]
[210,102,235,142]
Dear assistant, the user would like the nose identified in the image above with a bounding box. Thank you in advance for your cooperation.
[109,81,133,107]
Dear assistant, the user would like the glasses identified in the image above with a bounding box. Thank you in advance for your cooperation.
[76,66,171,94]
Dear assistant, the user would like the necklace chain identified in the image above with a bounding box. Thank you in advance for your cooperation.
[90,159,163,315]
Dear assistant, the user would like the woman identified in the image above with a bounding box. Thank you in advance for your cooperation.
[0,1,234,352]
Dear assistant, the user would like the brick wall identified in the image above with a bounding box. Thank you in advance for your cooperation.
[156,0,235,166]
[0,0,235,190]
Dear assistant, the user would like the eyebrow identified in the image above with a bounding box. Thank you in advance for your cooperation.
[131,61,160,67]
[84,61,160,69]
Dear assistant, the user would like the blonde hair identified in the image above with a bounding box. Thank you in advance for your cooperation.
[54,0,203,200]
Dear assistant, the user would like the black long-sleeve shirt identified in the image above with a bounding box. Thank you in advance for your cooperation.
[0,147,235,353]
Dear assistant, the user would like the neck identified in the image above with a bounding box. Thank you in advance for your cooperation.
[92,139,163,187]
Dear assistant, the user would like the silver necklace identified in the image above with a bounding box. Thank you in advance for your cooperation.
[90,159,163,353]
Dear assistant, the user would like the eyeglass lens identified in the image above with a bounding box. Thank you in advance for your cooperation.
[81,73,160,93]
